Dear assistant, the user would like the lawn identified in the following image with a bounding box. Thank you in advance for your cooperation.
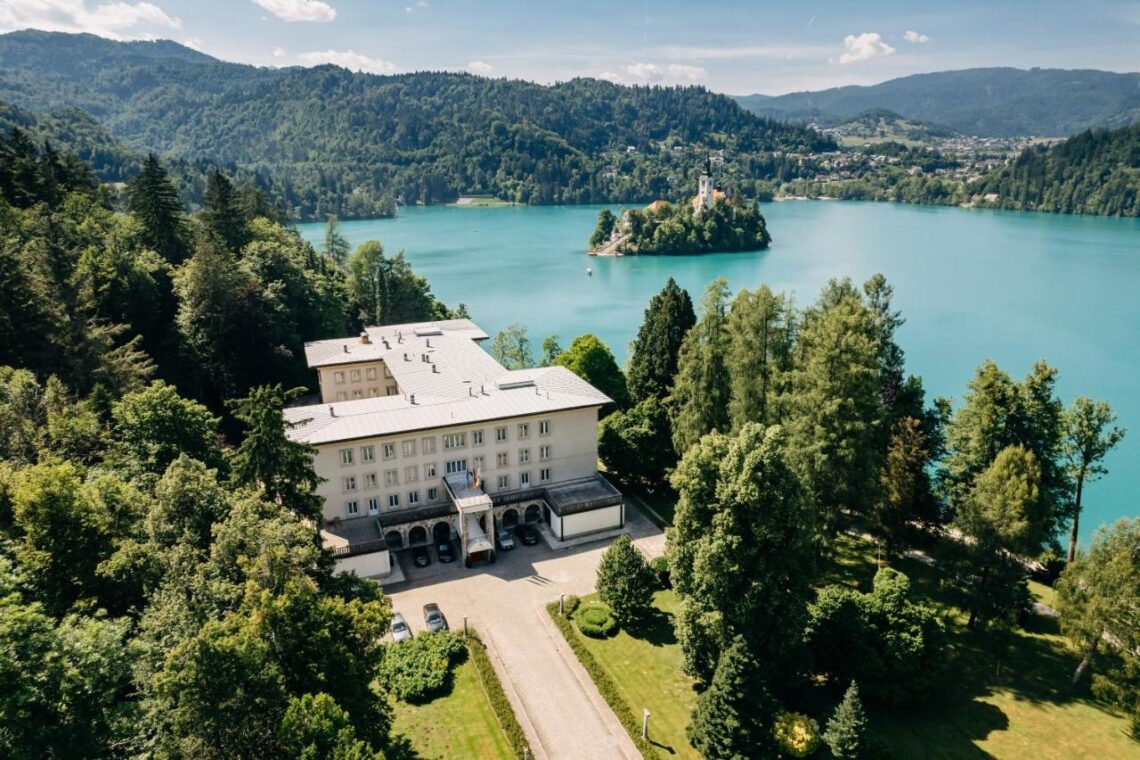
[563,533,1139,759]
[392,656,514,760]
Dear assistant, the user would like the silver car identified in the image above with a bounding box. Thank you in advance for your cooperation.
[391,612,413,642]
[423,603,449,632]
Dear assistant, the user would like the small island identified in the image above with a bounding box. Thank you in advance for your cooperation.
[589,160,771,255]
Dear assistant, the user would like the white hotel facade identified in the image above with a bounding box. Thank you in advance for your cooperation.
[285,319,624,578]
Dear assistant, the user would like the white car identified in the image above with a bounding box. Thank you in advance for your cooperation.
[497,529,516,550]
[391,612,413,642]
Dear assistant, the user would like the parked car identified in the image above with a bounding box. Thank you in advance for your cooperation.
[517,524,540,546]
[496,529,516,550]
[437,541,455,563]
[391,612,413,642]
[423,603,449,632]
[412,546,431,568]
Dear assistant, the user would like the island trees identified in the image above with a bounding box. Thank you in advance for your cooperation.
[589,198,770,255]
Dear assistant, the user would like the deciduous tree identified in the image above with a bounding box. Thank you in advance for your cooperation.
[490,323,533,369]
[554,333,628,412]
[726,283,793,429]
[1062,397,1125,563]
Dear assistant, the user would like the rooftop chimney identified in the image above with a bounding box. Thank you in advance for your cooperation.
[432,364,439,373]
[342,345,349,353]
[359,331,371,344]
[426,338,432,348]
[329,406,336,417]
[409,394,417,405]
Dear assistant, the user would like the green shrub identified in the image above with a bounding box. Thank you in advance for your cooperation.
[773,711,821,758]
[465,632,532,759]
[546,602,664,759]
[650,555,671,589]
[574,602,618,638]
[562,594,581,617]
[376,630,466,703]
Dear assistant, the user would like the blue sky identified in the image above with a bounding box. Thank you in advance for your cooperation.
[2,0,1138,93]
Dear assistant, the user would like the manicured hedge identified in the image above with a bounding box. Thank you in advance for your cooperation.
[574,602,618,638]
[546,602,664,760]
[465,631,532,760]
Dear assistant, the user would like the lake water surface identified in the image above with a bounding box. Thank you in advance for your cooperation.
[298,201,1140,542]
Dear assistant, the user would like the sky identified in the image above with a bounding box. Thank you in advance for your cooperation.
[1,0,1138,94]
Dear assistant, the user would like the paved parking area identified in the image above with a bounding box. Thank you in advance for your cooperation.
[384,504,665,760]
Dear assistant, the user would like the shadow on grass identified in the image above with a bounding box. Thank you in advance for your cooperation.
[385,733,421,760]
[649,737,677,754]
[625,607,678,648]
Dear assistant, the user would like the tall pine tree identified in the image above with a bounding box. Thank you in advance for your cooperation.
[686,636,778,760]
[202,169,249,253]
[823,681,869,759]
[127,154,189,265]
[726,283,794,429]
[670,278,730,456]
[627,278,695,403]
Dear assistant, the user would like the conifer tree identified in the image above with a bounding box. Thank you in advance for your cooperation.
[595,534,654,625]
[323,214,351,267]
[686,636,777,760]
[823,681,869,759]
[202,169,249,253]
[670,278,730,456]
[127,153,189,264]
[627,277,696,403]
[726,283,793,429]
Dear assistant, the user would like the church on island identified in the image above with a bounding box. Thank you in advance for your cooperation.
[285,318,625,578]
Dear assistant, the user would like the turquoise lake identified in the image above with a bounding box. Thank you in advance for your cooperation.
[298,201,1139,543]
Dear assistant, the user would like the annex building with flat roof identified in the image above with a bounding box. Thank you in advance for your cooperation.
[287,319,624,577]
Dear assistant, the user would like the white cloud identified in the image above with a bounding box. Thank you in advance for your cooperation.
[250,0,335,23]
[597,70,622,83]
[625,62,663,80]
[839,32,895,64]
[466,60,493,75]
[405,0,427,12]
[272,46,286,57]
[182,36,202,50]
[903,30,930,43]
[622,61,707,83]
[666,63,706,81]
[297,49,397,74]
[0,0,181,39]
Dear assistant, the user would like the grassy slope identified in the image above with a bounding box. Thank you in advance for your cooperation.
[573,533,1137,759]
[392,657,514,760]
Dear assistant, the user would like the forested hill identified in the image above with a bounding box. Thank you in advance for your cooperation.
[737,67,1140,137]
[0,30,833,217]
[974,124,1140,216]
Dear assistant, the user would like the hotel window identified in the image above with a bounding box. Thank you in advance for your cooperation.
[386,385,398,396]
[367,497,379,515]
[363,472,377,489]
[472,455,485,472]
[343,476,356,492]
[496,451,508,468]
[443,432,466,450]
[422,437,437,454]
[405,465,418,482]
[540,445,551,461]
[339,448,354,466]
[424,463,437,478]
[350,369,361,382]
[384,366,393,378]
[427,487,438,501]
[472,429,484,446]
[346,500,359,516]
[495,426,508,442]
[518,423,530,439]
[368,387,379,397]
[336,392,347,402]
[383,443,397,460]
[518,449,530,464]
[497,474,510,489]
[384,469,399,486]
[520,472,530,487]
[408,490,421,505]
[540,467,551,483]
[402,439,416,457]
[352,390,362,399]
[388,494,400,508]
[334,371,345,385]
[445,459,467,474]
[361,445,375,463]
[366,367,377,380]
[539,420,550,436]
